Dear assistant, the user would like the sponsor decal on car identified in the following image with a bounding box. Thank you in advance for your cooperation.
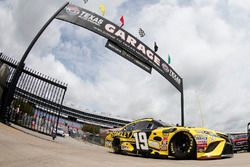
[162,136,168,145]
[197,146,206,153]
[148,140,160,149]
[195,130,211,135]
[195,135,208,150]
[162,132,169,137]
[160,145,167,151]
[210,136,215,142]
[105,141,112,147]
[111,131,132,138]
[121,145,130,151]
[195,135,208,153]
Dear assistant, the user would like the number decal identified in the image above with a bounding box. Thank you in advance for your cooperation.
[134,132,149,150]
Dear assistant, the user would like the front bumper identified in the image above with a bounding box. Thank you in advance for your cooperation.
[198,142,233,159]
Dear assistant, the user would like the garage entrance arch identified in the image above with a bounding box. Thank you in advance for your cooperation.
[3,2,185,126]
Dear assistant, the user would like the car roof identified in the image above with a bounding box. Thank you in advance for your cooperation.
[125,118,172,127]
[127,118,153,125]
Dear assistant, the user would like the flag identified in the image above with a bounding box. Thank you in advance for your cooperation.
[120,16,124,27]
[154,42,158,52]
[168,54,171,64]
[138,28,145,37]
[99,3,105,16]
[83,0,88,4]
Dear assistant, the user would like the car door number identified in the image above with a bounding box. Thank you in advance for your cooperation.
[134,132,149,150]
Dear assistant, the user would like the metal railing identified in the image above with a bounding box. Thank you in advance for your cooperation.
[0,53,67,136]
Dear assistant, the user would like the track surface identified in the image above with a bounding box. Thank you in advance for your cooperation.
[0,123,250,167]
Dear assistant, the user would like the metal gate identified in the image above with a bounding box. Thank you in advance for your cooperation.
[0,53,67,136]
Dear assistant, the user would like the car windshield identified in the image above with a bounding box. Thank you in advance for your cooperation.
[154,120,173,127]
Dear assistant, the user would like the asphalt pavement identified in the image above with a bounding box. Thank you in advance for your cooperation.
[0,123,249,167]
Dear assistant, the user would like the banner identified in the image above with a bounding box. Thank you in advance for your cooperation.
[105,40,152,74]
[56,4,183,92]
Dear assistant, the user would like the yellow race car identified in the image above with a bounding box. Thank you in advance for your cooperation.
[105,118,233,159]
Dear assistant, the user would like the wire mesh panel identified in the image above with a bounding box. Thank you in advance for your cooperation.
[0,53,67,136]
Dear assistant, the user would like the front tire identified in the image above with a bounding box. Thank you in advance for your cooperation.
[169,132,196,159]
[112,138,121,154]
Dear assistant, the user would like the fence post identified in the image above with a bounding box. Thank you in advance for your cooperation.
[54,88,67,139]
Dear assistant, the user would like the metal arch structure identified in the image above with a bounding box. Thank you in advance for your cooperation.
[2,2,185,126]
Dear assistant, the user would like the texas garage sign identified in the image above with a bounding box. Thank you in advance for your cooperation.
[56,3,183,92]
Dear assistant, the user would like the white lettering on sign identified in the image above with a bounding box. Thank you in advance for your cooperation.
[169,69,181,85]
[78,11,103,26]
[62,5,182,90]
[104,23,182,88]
[137,43,146,55]
[126,36,137,47]
[115,30,126,41]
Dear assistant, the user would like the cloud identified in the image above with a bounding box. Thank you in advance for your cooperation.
[120,0,250,132]
[1,0,250,133]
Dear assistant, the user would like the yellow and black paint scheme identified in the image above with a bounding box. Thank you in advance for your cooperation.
[105,118,233,160]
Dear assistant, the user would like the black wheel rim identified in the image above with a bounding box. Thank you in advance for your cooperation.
[174,135,191,153]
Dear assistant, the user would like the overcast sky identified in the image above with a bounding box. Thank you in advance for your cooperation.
[1,0,250,133]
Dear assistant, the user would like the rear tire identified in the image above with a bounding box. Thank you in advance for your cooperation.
[169,132,196,159]
[248,138,250,152]
[112,138,121,154]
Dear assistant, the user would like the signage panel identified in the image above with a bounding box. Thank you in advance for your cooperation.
[56,4,183,92]
[105,40,152,74]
